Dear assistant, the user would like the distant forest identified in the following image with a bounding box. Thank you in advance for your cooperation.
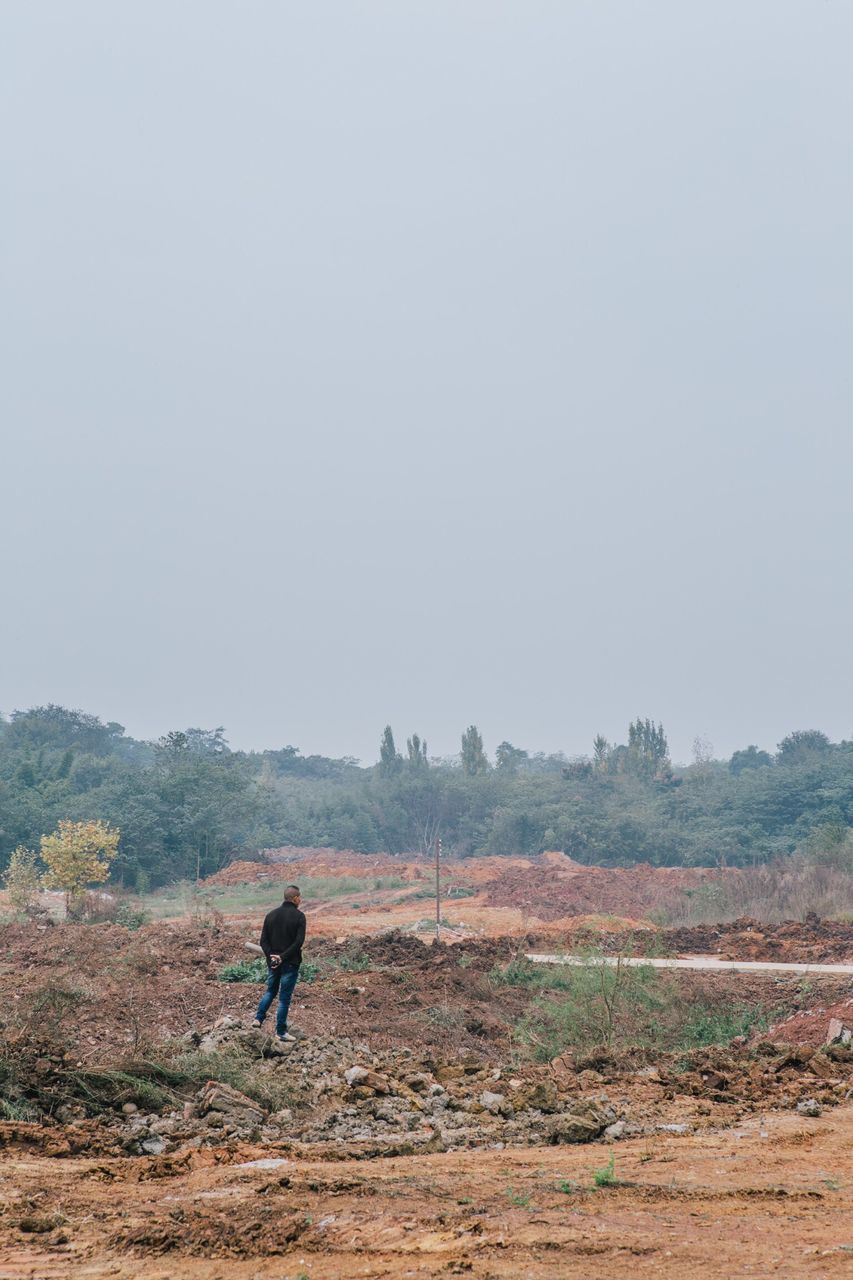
[1,706,852,888]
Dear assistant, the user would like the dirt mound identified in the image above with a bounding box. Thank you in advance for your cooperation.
[664,915,853,963]
[263,846,424,878]
[766,997,853,1047]
[479,862,728,922]
[201,860,281,887]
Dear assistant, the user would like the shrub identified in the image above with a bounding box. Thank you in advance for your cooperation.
[219,957,268,983]
[115,900,150,930]
[678,1003,770,1048]
[218,956,319,983]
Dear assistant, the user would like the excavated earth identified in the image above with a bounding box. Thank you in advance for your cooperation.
[1,871,852,1277]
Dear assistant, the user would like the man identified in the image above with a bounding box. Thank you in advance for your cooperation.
[252,884,306,1043]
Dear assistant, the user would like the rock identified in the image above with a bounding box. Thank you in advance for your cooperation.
[121,1102,138,1116]
[604,1120,626,1140]
[149,1117,177,1136]
[196,1080,265,1127]
[657,1123,690,1134]
[826,1019,852,1047]
[518,1081,560,1113]
[479,1091,505,1115]
[797,1098,822,1117]
[543,1104,608,1145]
[404,1072,433,1093]
[807,1053,839,1082]
[344,1067,390,1094]
[140,1135,167,1155]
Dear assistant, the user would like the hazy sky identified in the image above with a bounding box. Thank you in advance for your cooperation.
[3,2,852,765]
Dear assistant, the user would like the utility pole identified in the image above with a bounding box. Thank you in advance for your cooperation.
[434,835,442,939]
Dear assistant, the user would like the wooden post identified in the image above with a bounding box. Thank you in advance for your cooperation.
[435,835,441,939]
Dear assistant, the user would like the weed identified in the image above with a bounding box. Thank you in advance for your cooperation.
[218,956,319,984]
[335,951,371,973]
[404,916,453,933]
[678,1003,771,1048]
[505,1186,531,1207]
[219,957,268,983]
[0,1097,39,1121]
[592,1155,618,1188]
[556,1179,579,1194]
[425,1005,465,1030]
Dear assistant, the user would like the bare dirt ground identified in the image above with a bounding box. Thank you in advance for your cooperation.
[1,850,851,1278]
[2,1105,852,1279]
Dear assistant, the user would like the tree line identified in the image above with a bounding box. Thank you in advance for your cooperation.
[1,705,852,888]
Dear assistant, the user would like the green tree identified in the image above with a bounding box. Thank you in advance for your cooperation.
[627,719,669,778]
[461,725,489,776]
[592,735,610,772]
[776,730,831,766]
[730,745,773,775]
[406,734,428,768]
[379,725,401,777]
[495,741,528,774]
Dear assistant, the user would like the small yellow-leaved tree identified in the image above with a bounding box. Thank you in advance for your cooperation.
[40,819,120,915]
[2,846,42,916]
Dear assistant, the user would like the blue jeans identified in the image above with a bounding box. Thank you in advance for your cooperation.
[255,964,300,1037]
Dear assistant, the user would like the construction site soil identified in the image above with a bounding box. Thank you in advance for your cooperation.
[1,852,851,1278]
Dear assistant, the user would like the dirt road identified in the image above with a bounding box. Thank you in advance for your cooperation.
[2,1103,852,1279]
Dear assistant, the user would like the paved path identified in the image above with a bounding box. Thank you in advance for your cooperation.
[525,953,853,976]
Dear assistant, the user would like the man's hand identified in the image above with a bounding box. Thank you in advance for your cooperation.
[270,954,282,967]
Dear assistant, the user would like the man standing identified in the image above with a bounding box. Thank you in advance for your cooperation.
[252,884,306,1043]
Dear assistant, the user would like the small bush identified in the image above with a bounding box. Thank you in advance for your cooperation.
[218,956,320,984]
[115,900,150,930]
[592,1155,618,1188]
[219,957,268,983]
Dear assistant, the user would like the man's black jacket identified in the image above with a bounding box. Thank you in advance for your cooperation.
[259,900,306,968]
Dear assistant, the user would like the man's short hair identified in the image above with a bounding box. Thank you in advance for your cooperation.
[283,884,301,902]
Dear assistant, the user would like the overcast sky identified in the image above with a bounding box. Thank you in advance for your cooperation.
[3,2,852,765]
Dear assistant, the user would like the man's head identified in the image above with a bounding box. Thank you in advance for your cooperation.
[283,884,301,906]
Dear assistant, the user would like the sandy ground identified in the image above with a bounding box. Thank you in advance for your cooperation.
[2,1103,852,1279]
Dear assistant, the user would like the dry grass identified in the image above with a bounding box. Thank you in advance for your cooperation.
[653,858,853,926]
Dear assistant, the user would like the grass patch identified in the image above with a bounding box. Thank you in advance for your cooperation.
[145,876,407,919]
[678,1003,771,1048]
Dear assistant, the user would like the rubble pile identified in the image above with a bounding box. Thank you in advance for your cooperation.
[109,1016,853,1159]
